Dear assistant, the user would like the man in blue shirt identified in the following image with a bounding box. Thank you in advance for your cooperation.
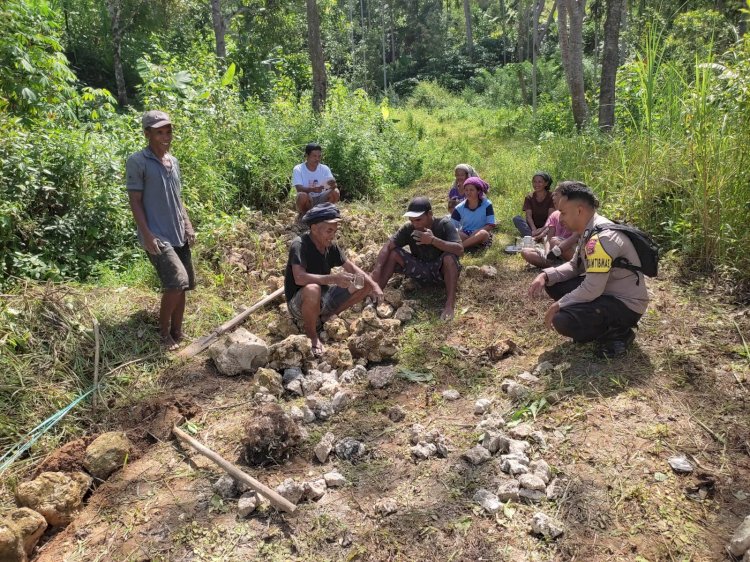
[126,111,196,351]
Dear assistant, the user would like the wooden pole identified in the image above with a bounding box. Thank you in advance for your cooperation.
[172,425,297,514]
[177,287,284,359]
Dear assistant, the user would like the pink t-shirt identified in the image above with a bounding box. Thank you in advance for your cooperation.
[545,210,573,239]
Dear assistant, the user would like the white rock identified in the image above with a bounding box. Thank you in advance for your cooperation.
[237,492,259,517]
[516,371,541,385]
[368,366,396,389]
[530,431,547,448]
[319,380,341,397]
[667,454,694,474]
[462,445,492,465]
[285,379,304,396]
[288,406,304,422]
[729,515,750,557]
[531,512,564,539]
[411,442,437,461]
[517,474,547,492]
[482,432,509,455]
[275,479,304,505]
[442,389,461,401]
[477,416,505,431]
[213,474,238,499]
[501,380,532,400]
[323,471,347,488]
[500,453,530,466]
[409,424,425,445]
[376,303,395,318]
[497,480,520,502]
[314,432,336,463]
[303,479,327,501]
[532,361,555,376]
[208,328,269,376]
[474,398,492,415]
[331,390,352,413]
[546,478,566,500]
[375,498,398,516]
[508,423,533,440]
[501,459,529,476]
[473,488,502,514]
[519,488,546,502]
[393,305,414,322]
[301,406,316,423]
[508,439,530,455]
[530,459,551,484]
[339,365,367,384]
[479,265,497,278]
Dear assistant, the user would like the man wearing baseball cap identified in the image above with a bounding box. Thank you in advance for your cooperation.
[284,203,382,356]
[371,196,464,320]
[126,110,197,351]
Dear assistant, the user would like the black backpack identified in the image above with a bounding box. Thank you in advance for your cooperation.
[582,223,659,278]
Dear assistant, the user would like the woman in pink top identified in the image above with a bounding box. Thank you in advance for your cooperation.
[521,184,580,268]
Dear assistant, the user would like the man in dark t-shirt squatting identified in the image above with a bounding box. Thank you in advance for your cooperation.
[284,203,382,356]
[371,197,464,321]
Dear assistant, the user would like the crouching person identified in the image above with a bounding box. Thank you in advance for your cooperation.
[371,197,464,321]
[284,203,381,356]
[527,181,650,358]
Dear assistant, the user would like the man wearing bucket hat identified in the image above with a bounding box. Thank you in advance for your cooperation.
[371,196,464,321]
[126,110,196,351]
[285,203,381,356]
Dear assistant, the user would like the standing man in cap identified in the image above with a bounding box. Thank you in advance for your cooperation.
[527,181,649,358]
[126,110,196,351]
[285,203,381,356]
[371,196,464,321]
[292,143,340,220]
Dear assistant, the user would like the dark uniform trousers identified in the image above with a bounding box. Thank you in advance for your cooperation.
[545,277,642,343]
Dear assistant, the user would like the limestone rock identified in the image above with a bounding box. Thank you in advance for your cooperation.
[530,459,551,485]
[0,522,24,562]
[331,390,352,413]
[237,492,259,517]
[283,367,304,385]
[382,288,404,309]
[477,416,505,432]
[473,488,502,514]
[508,439,530,455]
[213,474,239,499]
[241,404,303,466]
[482,432,509,455]
[322,346,354,371]
[497,480,520,502]
[325,318,350,342]
[15,471,92,527]
[335,438,366,462]
[268,304,299,338]
[319,380,341,397]
[83,431,132,480]
[442,389,460,401]
[501,459,529,476]
[667,454,694,474]
[508,423,533,440]
[288,406,304,422]
[729,515,750,557]
[375,498,398,517]
[7,508,47,558]
[348,314,400,362]
[301,406,316,424]
[267,335,312,370]
[532,361,555,376]
[519,488,546,502]
[474,398,492,415]
[275,479,304,505]
[501,380,532,400]
[411,442,437,461]
[518,474,547,492]
[339,365,367,384]
[209,328,269,376]
[253,368,284,397]
[303,479,327,501]
[516,371,541,385]
[314,432,336,463]
[531,512,564,539]
[376,303,395,319]
[546,478,566,500]
[367,366,396,389]
[462,445,491,466]
[409,424,426,445]
[463,265,481,277]
[323,471,347,488]
[306,394,334,421]
[479,265,497,278]
[393,304,414,322]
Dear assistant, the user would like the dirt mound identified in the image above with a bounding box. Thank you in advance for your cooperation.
[120,395,201,442]
[241,403,303,466]
[33,436,95,477]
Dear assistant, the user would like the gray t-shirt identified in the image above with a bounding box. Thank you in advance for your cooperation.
[125,147,186,248]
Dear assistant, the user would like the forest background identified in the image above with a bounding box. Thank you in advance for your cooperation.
[1,0,750,467]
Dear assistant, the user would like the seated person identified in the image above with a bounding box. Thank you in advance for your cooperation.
[512,171,554,237]
[292,143,340,220]
[285,203,380,356]
[371,197,464,321]
[447,163,477,212]
[450,176,495,251]
[527,181,650,358]
[521,185,579,268]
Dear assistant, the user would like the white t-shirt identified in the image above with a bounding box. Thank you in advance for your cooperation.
[292,162,335,190]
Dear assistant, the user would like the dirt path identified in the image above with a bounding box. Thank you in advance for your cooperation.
[19,197,750,562]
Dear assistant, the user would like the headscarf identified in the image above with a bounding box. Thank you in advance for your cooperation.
[451,164,477,189]
[302,202,343,225]
[532,171,553,191]
[463,176,490,199]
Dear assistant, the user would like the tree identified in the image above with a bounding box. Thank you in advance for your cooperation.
[464,0,474,60]
[598,0,625,131]
[306,0,327,113]
[105,0,145,106]
[210,0,227,59]
[558,0,588,129]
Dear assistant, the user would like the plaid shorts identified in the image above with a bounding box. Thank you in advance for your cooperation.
[394,247,461,284]
[287,285,351,322]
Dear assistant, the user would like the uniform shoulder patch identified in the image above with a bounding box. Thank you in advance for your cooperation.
[585,234,612,273]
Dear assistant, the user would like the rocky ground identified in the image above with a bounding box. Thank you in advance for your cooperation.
[1,197,750,562]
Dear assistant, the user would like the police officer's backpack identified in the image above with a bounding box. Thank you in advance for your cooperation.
[585,223,659,278]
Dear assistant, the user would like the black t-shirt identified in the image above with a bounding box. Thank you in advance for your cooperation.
[284,233,347,302]
[390,216,461,262]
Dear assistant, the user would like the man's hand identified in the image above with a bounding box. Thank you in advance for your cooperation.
[544,301,560,329]
[186,228,197,246]
[144,236,161,256]
[367,277,384,300]
[414,228,435,245]
[309,181,324,193]
[333,272,354,287]
[528,273,547,298]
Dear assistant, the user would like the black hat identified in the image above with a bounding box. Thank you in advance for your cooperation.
[403,196,432,218]
[302,202,343,225]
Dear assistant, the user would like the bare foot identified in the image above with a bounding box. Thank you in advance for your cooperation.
[160,334,180,352]
[311,339,325,357]
[171,331,184,343]
[440,307,455,321]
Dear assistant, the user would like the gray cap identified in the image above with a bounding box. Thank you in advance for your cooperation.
[142,110,172,130]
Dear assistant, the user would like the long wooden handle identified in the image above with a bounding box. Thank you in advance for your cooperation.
[172,425,296,513]
[177,287,285,359]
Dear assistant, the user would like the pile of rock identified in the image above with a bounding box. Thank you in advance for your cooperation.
[275,469,348,506]
[409,424,450,461]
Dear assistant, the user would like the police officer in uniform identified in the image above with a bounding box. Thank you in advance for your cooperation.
[528,181,649,358]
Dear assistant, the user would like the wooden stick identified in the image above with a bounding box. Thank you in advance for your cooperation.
[92,318,100,412]
[178,287,284,359]
[171,425,296,514]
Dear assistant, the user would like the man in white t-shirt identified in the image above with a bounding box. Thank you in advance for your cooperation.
[292,143,340,219]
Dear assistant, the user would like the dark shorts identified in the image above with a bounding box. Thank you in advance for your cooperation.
[394,247,461,284]
[310,189,333,206]
[287,285,351,322]
[462,229,494,251]
[147,241,195,291]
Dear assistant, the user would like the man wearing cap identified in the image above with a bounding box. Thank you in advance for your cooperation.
[285,203,381,356]
[292,143,340,220]
[371,197,464,321]
[126,110,196,351]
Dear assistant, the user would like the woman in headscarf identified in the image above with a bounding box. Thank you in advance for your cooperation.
[447,163,477,211]
[450,176,495,251]
[512,171,555,237]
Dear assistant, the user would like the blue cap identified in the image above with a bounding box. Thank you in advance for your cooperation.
[302,202,343,225]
